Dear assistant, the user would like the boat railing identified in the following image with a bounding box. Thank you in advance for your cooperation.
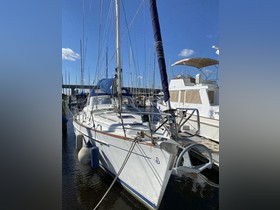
[121,110,173,137]
[174,143,213,174]
[121,108,200,137]
[176,108,200,136]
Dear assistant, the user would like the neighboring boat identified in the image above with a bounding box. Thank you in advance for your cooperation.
[68,91,87,110]
[146,95,158,107]
[135,95,157,108]
[157,58,219,142]
[73,1,215,209]
[135,95,146,107]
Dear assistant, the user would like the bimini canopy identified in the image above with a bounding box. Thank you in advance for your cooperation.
[171,58,219,69]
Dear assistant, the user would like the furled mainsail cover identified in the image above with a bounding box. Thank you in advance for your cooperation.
[149,0,170,102]
[97,78,114,94]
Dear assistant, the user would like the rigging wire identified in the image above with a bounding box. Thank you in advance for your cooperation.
[93,0,114,82]
[198,173,219,188]
[94,0,104,84]
[100,0,114,78]
[121,0,145,41]
[120,0,145,88]
[101,0,145,83]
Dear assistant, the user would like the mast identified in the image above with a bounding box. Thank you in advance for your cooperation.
[106,47,108,78]
[153,50,156,95]
[80,0,85,93]
[115,0,122,109]
[129,47,133,93]
[80,39,84,93]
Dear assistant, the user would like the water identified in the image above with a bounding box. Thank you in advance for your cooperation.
[62,111,219,210]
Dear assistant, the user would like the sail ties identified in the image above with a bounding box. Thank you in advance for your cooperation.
[155,41,164,59]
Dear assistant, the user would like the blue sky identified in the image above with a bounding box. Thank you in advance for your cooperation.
[62,0,219,89]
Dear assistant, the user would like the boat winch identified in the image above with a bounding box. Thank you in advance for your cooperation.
[174,143,213,174]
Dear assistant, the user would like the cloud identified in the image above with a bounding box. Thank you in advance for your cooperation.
[178,49,194,57]
[212,45,219,55]
[62,48,80,61]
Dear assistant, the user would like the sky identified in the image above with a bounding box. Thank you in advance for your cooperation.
[62,0,219,90]
[2,2,280,208]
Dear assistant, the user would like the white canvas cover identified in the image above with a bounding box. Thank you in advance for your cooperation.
[171,58,219,69]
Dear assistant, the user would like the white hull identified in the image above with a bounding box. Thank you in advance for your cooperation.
[179,115,219,142]
[73,118,175,210]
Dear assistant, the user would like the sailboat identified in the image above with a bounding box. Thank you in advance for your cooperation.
[73,1,215,209]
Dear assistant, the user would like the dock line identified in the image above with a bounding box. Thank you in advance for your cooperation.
[93,138,138,210]
[198,173,219,188]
